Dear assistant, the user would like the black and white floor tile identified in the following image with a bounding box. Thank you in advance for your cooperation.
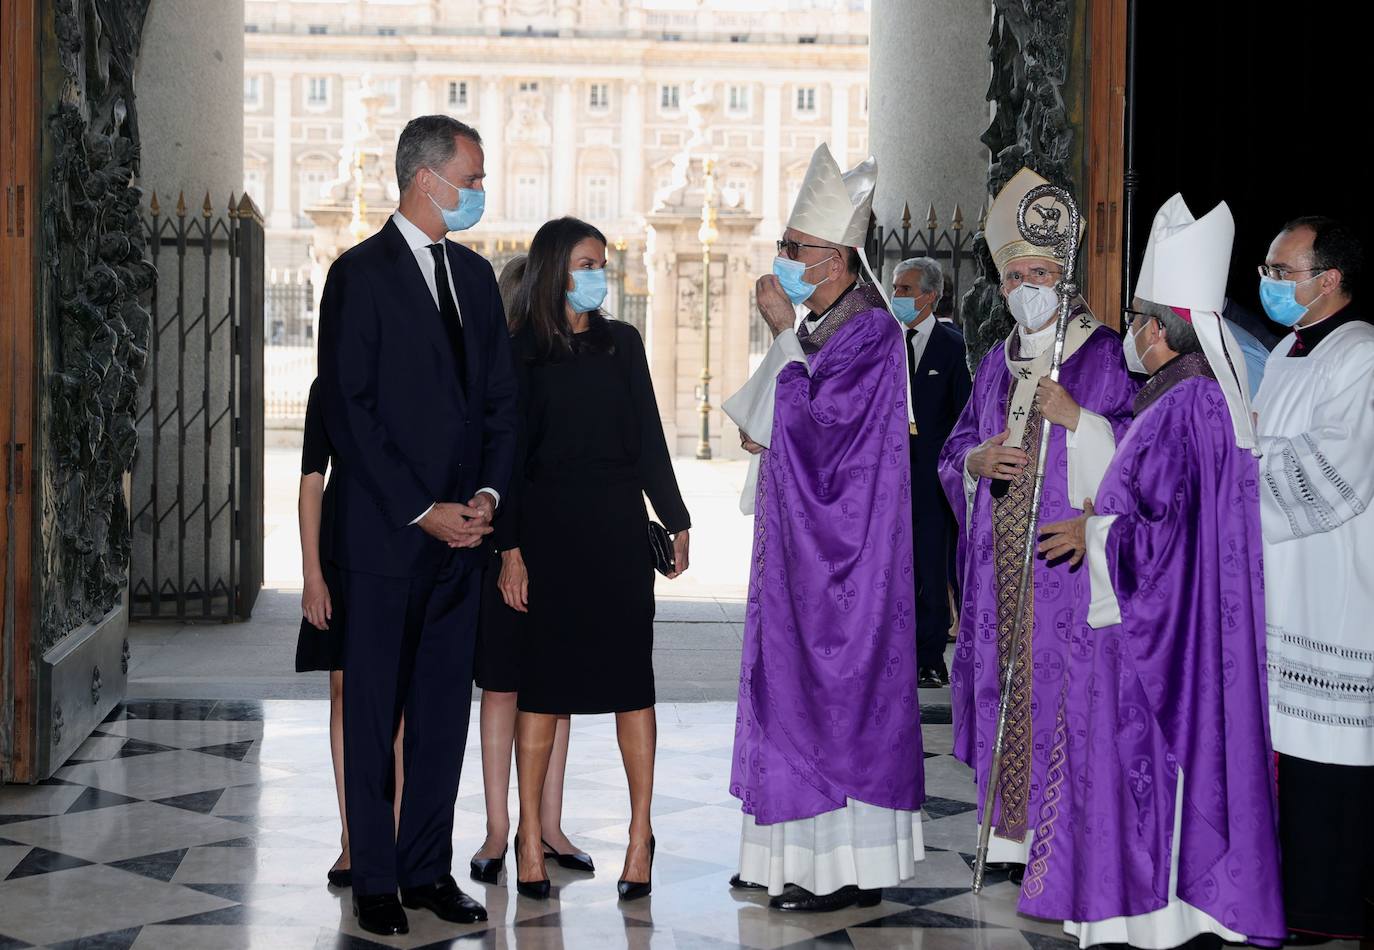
[0,699,1357,949]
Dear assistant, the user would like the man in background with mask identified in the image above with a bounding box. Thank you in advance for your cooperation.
[317,115,517,935]
[722,144,926,912]
[1252,215,1374,945]
[1026,195,1284,948]
[936,167,1136,883]
[892,257,971,687]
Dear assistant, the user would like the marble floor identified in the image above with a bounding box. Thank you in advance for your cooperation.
[0,699,1362,950]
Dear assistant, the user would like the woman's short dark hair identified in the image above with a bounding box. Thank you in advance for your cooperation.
[508,216,611,361]
[1282,215,1364,298]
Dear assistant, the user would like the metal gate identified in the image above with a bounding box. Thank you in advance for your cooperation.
[129,192,264,621]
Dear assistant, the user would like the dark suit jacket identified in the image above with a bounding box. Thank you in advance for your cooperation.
[316,217,518,578]
[910,321,972,532]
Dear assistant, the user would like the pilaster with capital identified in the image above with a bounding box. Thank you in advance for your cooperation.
[552,79,576,216]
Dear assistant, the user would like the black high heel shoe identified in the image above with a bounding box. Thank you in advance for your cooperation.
[542,838,595,873]
[469,845,507,884]
[617,834,655,901]
[513,836,551,900]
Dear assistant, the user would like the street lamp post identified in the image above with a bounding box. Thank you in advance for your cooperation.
[696,158,718,460]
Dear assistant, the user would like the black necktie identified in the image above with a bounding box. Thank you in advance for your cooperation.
[427,242,468,392]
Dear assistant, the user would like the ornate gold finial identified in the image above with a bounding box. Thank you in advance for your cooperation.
[925,203,938,230]
[202,192,214,218]
[952,204,965,232]
[149,192,161,216]
[901,202,912,229]
[176,191,188,217]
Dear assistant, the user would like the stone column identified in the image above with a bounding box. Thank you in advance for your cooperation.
[829,81,850,166]
[619,80,644,226]
[481,0,501,35]
[869,0,992,233]
[760,82,782,235]
[479,78,504,220]
[551,79,576,216]
[413,77,434,116]
[270,74,293,228]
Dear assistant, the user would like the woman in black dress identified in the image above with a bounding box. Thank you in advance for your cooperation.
[501,218,691,901]
[295,381,403,888]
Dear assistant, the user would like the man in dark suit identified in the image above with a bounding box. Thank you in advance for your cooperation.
[892,258,971,688]
[316,115,518,936]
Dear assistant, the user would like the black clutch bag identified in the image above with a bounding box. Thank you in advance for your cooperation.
[648,521,675,576]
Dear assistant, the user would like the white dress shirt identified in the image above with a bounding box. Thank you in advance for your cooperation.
[906,311,936,371]
[390,211,499,523]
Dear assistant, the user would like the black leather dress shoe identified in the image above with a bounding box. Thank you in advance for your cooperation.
[400,874,488,924]
[918,665,950,688]
[327,867,352,888]
[729,873,766,890]
[543,838,595,873]
[769,885,881,912]
[352,893,409,935]
[982,861,1026,885]
[469,847,506,884]
[617,835,655,901]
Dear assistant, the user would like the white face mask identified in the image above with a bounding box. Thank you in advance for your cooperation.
[1123,321,1156,375]
[1006,283,1059,331]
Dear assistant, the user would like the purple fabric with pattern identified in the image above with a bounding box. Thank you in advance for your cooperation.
[937,326,1137,833]
[730,307,925,824]
[1017,375,1285,944]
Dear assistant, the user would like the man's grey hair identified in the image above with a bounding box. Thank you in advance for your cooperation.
[1136,298,1201,355]
[395,115,482,193]
[894,256,942,295]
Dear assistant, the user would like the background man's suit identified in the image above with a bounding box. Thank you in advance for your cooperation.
[907,321,971,674]
[317,215,517,897]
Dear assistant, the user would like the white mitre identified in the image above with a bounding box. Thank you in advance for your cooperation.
[985,167,1086,275]
[1134,193,1256,451]
[786,144,876,248]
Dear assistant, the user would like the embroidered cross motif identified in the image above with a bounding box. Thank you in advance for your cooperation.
[1017,367,1033,380]
[1079,315,1092,330]
[1012,407,1027,421]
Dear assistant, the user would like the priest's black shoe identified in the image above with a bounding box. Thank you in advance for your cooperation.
[729,873,766,890]
[400,874,488,924]
[326,867,352,888]
[918,664,949,688]
[469,847,506,884]
[617,835,656,901]
[542,838,595,873]
[352,893,409,936]
[769,885,881,912]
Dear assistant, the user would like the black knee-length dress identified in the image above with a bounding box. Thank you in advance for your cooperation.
[487,318,690,714]
[294,381,346,672]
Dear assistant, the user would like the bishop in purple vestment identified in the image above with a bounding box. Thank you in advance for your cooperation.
[724,144,924,913]
[1025,196,1284,947]
[936,169,1138,868]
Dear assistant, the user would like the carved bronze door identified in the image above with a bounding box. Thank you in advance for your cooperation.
[2,0,39,783]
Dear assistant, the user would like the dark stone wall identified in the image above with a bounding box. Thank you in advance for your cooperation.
[960,0,1078,372]
[37,0,154,650]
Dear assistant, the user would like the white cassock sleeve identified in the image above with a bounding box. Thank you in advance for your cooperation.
[1258,345,1374,543]
[1066,409,1117,508]
[1086,513,1122,628]
[722,329,809,515]
[959,461,978,538]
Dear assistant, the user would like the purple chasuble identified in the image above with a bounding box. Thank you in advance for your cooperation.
[937,325,1136,841]
[1017,362,1284,944]
[731,294,924,825]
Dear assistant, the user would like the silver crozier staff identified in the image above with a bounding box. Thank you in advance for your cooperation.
[971,183,1083,894]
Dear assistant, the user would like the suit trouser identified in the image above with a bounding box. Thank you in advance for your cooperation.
[341,554,478,896]
[913,512,953,669]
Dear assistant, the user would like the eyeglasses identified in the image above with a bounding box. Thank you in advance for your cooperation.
[1121,308,1154,329]
[1001,266,1062,288]
[776,239,835,260]
[1257,264,1326,280]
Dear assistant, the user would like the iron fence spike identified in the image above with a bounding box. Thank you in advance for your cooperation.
[202,192,214,218]
[925,203,938,230]
[952,203,965,231]
[176,191,187,217]
[149,191,161,216]
[901,202,912,229]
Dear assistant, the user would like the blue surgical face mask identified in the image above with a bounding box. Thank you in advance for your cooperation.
[426,168,485,232]
[566,267,608,313]
[892,296,919,324]
[772,253,833,306]
[1259,272,1325,327]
